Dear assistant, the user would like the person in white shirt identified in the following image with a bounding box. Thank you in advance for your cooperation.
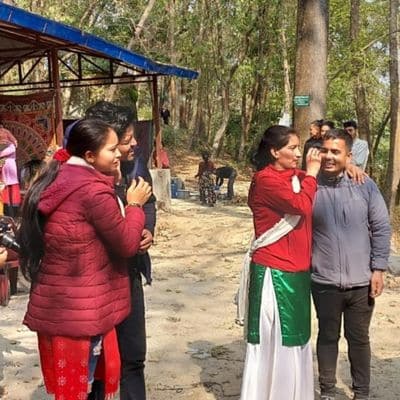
[343,120,369,170]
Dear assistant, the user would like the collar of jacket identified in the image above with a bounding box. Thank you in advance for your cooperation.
[66,155,95,169]
[318,171,347,186]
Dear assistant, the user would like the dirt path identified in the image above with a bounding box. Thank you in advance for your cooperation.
[1,178,400,400]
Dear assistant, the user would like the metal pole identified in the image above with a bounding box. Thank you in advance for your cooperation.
[50,49,63,146]
[152,75,162,168]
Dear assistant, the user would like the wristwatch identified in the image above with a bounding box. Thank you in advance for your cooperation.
[126,202,142,208]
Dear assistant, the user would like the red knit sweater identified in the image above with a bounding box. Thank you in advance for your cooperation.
[248,165,317,272]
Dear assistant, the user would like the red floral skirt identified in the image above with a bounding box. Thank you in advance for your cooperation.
[38,329,120,400]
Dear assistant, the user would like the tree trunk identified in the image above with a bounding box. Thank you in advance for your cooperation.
[350,0,371,144]
[189,80,207,150]
[293,0,328,144]
[179,80,187,128]
[79,0,99,27]
[280,27,292,118]
[65,1,105,116]
[168,0,178,128]
[238,79,258,161]
[188,0,207,149]
[372,110,390,161]
[385,0,400,214]
[212,84,230,155]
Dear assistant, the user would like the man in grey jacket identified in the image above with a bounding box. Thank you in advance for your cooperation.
[311,129,391,400]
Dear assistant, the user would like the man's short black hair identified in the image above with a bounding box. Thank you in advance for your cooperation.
[343,120,358,129]
[85,101,134,141]
[323,128,353,151]
[321,120,335,129]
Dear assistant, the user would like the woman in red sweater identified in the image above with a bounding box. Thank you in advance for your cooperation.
[240,125,321,400]
[19,119,152,400]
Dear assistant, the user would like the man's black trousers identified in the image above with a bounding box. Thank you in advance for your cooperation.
[312,282,374,399]
[117,270,147,400]
[88,270,146,400]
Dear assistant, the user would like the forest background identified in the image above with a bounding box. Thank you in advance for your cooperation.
[4,0,400,227]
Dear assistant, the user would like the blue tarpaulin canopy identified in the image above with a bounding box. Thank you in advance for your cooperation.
[0,3,198,86]
[0,3,196,151]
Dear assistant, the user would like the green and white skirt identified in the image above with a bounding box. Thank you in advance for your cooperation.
[240,263,314,400]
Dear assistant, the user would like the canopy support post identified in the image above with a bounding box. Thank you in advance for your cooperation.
[50,49,63,146]
[152,75,161,168]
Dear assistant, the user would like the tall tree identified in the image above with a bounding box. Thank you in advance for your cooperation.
[385,0,400,214]
[350,0,371,144]
[294,0,328,143]
[210,1,255,155]
[188,0,208,149]
[167,0,179,128]
[106,0,157,101]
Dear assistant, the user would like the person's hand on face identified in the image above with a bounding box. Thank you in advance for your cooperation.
[305,147,322,177]
[127,177,152,206]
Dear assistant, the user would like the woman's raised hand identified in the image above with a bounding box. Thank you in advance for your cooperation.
[126,177,152,206]
[306,147,322,177]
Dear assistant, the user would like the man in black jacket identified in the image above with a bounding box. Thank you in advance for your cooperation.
[86,101,156,400]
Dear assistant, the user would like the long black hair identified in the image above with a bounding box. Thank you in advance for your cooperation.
[19,119,113,282]
[252,125,298,171]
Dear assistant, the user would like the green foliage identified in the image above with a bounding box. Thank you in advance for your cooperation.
[328,0,390,175]
[161,125,188,148]
[8,0,393,174]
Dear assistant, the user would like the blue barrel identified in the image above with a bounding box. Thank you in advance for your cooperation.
[171,182,178,198]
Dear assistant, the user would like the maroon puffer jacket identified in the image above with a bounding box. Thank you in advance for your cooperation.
[23,162,145,337]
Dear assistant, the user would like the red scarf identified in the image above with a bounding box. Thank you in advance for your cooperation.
[38,329,120,399]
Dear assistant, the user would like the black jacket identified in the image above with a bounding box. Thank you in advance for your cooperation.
[115,155,156,284]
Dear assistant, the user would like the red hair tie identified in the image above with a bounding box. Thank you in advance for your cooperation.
[53,149,71,163]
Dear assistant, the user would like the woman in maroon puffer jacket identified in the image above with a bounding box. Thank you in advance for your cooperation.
[18,119,152,400]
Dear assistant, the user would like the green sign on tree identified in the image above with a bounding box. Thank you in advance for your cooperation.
[293,95,311,107]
